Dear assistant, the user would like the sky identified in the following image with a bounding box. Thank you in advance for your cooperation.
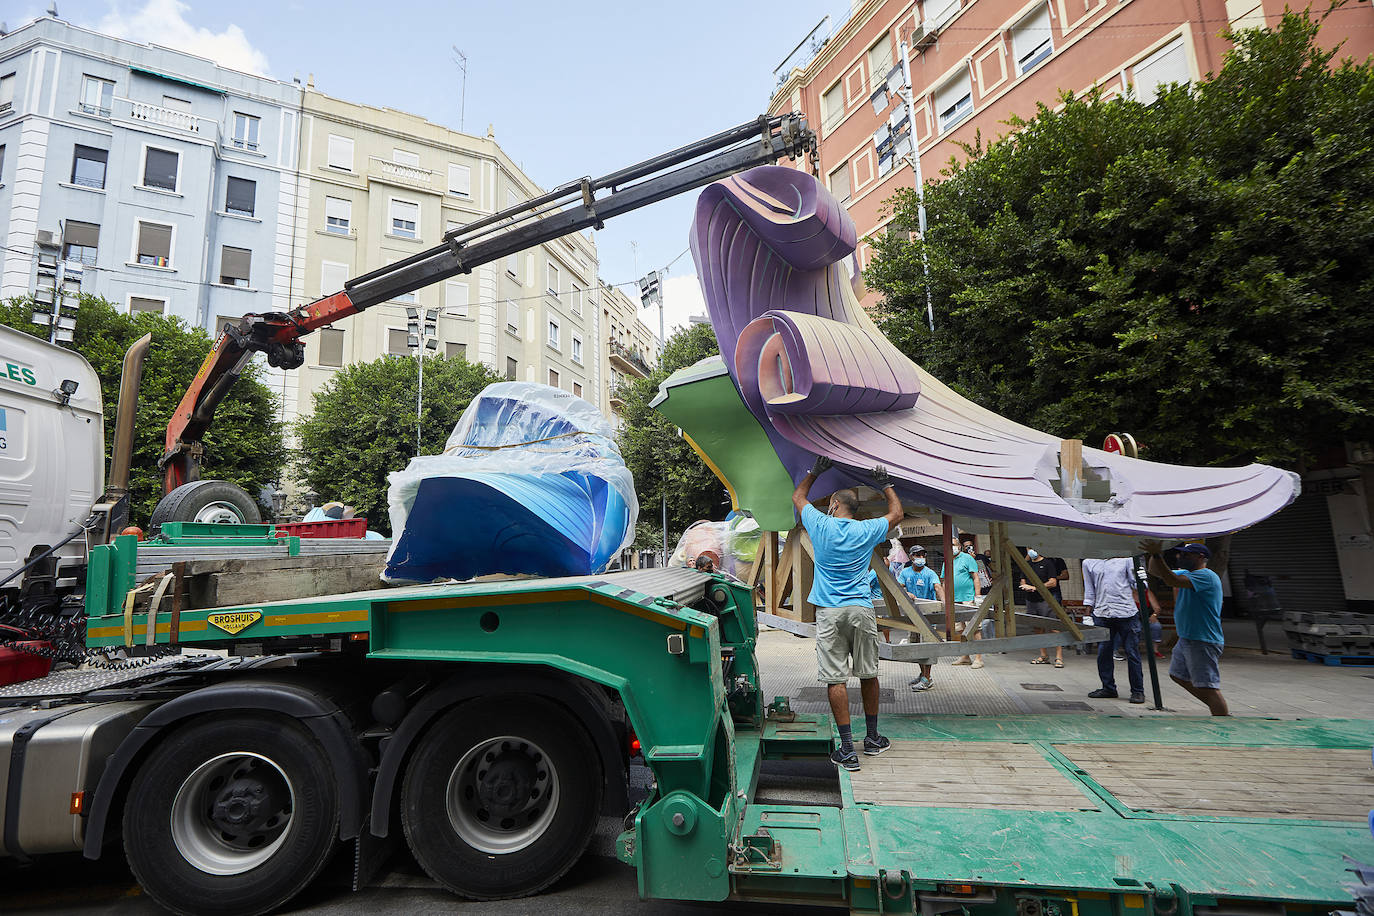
[10,0,844,337]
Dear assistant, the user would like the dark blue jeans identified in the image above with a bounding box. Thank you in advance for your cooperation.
[1097,616,1143,694]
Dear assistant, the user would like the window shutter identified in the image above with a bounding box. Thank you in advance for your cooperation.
[141,223,172,259]
[65,221,99,247]
[319,328,345,367]
[448,164,471,195]
[221,246,251,281]
[226,177,256,215]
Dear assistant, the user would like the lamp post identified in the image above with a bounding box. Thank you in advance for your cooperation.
[406,306,439,453]
[870,40,935,332]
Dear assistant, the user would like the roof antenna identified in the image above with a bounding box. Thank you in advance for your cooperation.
[46,2,58,18]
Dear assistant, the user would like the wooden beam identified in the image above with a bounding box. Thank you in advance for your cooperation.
[941,514,955,638]
[793,528,816,623]
[769,531,797,618]
[1060,438,1084,501]
[961,573,1007,638]
[1003,537,1083,640]
[871,553,943,642]
[746,531,769,590]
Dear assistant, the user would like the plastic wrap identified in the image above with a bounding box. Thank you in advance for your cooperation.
[670,515,773,580]
[384,382,638,581]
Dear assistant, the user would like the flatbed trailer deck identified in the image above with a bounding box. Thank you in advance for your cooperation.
[4,534,1369,914]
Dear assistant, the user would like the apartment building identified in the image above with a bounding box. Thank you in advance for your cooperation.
[600,281,658,428]
[289,88,615,426]
[768,0,1374,306]
[0,16,301,331]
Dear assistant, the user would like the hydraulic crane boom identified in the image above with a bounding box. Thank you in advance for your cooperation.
[160,114,816,493]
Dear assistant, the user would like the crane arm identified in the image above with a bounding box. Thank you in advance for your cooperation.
[161,114,815,492]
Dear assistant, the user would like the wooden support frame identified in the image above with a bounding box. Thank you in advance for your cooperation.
[1003,536,1083,640]
[870,552,943,643]
[962,573,1007,638]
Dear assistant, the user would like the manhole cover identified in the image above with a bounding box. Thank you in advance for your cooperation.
[795,687,896,703]
[1044,700,1092,711]
[1020,683,1063,692]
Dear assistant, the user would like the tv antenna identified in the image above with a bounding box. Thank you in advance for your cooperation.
[451,46,468,132]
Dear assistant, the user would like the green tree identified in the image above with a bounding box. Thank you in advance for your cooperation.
[0,294,286,525]
[866,11,1374,468]
[616,322,729,548]
[294,354,501,533]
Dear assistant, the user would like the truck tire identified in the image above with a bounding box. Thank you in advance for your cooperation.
[122,715,340,916]
[401,695,603,899]
[150,479,262,527]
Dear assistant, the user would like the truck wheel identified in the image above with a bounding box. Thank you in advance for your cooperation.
[123,716,340,916]
[150,479,262,527]
[401,696,602,899]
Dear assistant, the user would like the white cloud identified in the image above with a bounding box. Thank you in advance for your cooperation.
[97,0,270,76]
[640,273,709,341]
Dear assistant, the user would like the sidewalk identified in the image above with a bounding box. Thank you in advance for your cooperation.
[755,622,1374,720]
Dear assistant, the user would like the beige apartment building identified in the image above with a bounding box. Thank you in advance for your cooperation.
[286,87,637,428]
[768,0,1374,306]
[599,281,658,428]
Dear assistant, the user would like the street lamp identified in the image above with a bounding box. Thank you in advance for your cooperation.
[868,39,935,333]
[406,306,439,452]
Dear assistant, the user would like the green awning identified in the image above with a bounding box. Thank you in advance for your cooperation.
[129,66,225,96]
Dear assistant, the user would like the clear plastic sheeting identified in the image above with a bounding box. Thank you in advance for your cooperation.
[384,382,638,582]
[670,516,771,580]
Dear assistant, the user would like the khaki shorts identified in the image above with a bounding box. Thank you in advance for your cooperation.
[815,604,880,684]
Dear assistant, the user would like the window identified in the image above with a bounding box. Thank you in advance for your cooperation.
[225,177,256,217]
[445,341,467,360]
[326,134,353,170]
[142,146,179,192]
[571,335,583,364]
[935,70,973,133]
[220,246,251,287]
[548,368,560,388]
[0,73,14,115]
[1132,37,1190,106]
[570,282,583,316]
[506,251,520,279]
[828,161,851,204]
[0,145,5,181]
[318,328,345,367]
[506,300,519,335]
[572,381,582,398]
[547,318,560,349]
[71,145,108,189]
[62,221,99,266]
[547,262,560,297]
[320,261,349,296]
[232,112,260,151]
[867,35,894,84]
[505,357,518,380]
[445,219,462,233]
[79,75,113,117]
[925,0,961,29]
[387,329,410,356]
[445,280,469,318]
[393,149,419,167]
[324,196,351,234]
[821,81,844,128]
[135,221,173,267]
[390,199,418,238]
[129,296,165,314]
[1012,4,1054,75]
[448,163,471,197]
[215,316,239,336]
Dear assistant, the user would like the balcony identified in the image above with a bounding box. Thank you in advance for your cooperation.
[368,156,434,190]
[115,97,216,139]
[607,339,652,377]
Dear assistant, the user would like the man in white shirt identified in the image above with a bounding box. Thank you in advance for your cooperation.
[1083,556,1157,704]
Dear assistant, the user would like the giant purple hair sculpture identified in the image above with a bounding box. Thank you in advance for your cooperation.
[690,166,1299,537]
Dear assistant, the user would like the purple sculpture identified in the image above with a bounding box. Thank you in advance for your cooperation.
[690,167,1299,537]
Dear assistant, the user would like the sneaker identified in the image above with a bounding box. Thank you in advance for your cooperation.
[1129,692,1146,704]
[909,676,933,691]
[1113,651,1126,661]
[1155,650,1165,659]
[1088,688,1118,699]
[863,734,891,756]
[831,747,860,771]
[970,657,984,669]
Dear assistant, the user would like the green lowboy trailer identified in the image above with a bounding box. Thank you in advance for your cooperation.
[5,529,1361,914]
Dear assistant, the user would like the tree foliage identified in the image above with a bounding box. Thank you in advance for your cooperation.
[294,354,501,533]
[616,323,729,548]
[0,295,286,524]
[866,12,1374,467]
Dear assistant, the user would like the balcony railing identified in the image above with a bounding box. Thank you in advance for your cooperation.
[368,156,434,189]
[118,97,215,137]
[608,339,652,377]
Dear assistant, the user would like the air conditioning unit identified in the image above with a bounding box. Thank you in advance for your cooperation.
[35,229,57,248]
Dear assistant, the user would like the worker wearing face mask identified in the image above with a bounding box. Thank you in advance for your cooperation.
[898,546,942,691]
[945,537,983,667]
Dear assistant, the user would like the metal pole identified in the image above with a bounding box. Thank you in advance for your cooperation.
[416,350,424,454]
[659,283,668,566]
[899,40,935,333]
[1134,556,1165,709]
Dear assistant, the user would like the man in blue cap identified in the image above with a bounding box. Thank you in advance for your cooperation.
[1140,540,1228,716]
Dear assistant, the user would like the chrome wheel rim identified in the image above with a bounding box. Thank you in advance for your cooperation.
[193,500,247,524]
[170,752,295,875]
[445,735,559,854]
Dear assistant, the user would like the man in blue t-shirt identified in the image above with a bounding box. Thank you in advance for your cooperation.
[794,456,904,771]
[1141,540,1228,716]
[897,545,942,691]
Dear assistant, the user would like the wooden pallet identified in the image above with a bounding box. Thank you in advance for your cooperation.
[1291,648,1374,667]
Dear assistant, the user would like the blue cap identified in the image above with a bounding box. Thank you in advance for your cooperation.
[1177,543,1211,559]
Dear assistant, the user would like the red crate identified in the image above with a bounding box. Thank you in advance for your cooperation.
[275,517,368,539]
[0,642,53,686]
